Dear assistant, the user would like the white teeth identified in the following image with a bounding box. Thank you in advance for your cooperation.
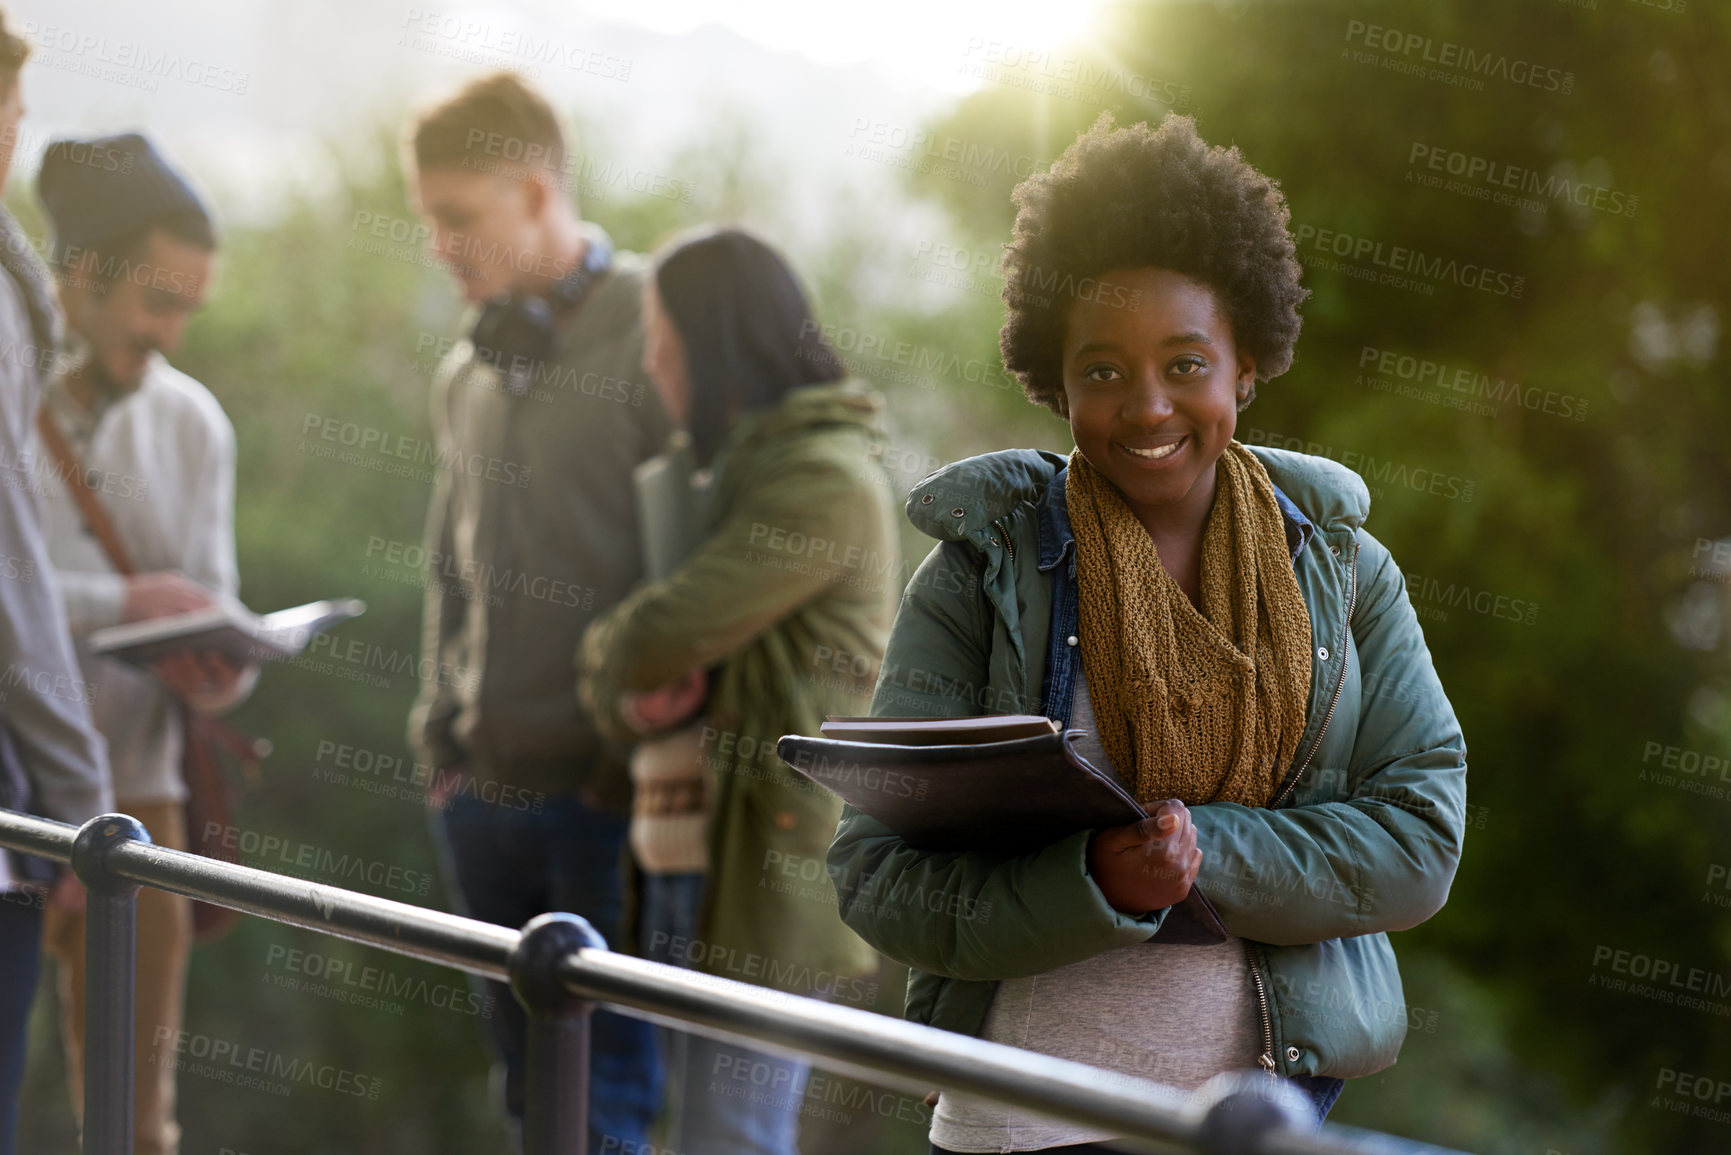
[1124,438,1184,460]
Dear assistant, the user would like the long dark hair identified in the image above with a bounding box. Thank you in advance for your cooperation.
[650,227,844,464]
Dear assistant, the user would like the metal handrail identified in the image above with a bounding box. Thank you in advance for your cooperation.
[0,808,1473,1155]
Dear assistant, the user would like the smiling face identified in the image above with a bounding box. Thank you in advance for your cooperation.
[1059,266,1254,541]
[61,228,213,393]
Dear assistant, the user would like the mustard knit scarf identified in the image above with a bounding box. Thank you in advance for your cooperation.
[1065,441,1312,809]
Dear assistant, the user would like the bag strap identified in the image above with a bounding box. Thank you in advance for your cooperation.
[35,402,136,576]
[36,400,272,783]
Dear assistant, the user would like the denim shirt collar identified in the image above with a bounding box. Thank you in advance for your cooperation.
[1036,463,1316,573]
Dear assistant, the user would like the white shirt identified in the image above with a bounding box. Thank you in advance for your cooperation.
[31,355,256,804]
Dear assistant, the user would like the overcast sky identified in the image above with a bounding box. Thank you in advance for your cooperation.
[7,1,1105,220]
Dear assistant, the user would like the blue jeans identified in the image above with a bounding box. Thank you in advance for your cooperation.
[1292,1073,1346,1120]
[0,891,43,1155]
[430,791,660,1153]
[929,1075,1344,1153]
[642,872,810,1155]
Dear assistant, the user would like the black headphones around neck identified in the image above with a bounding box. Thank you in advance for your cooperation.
[470,231,614,397]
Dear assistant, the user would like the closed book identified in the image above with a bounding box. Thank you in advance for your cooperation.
[776,724,1226,945]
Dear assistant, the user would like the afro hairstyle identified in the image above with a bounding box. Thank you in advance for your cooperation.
[999,111,1307,415]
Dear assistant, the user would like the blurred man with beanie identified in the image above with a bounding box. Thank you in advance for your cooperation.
[33,129,254,1155]
[0,12,113,1155]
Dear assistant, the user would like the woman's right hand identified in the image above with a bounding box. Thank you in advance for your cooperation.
[1086,799,1201,915]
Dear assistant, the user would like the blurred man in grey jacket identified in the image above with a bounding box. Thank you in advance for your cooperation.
[0,12,113,1155]
[403,73,671,1153]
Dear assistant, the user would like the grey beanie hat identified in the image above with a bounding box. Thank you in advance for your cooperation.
[38,132,212,254]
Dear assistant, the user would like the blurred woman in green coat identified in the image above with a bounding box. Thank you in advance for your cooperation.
[578,226,901,1155]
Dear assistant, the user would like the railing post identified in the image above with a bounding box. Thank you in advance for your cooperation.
[509,912,606,1155]
[70,813,150,1155]
[1194,1071,1320,1154]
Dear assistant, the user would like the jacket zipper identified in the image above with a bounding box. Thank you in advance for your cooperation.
[991,517,1015,563]
[1272,540,1361,808]
[1246,539,1361,1076]
[1247,942,1278,1076]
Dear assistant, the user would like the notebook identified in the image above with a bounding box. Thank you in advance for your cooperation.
[777,719,1227,944]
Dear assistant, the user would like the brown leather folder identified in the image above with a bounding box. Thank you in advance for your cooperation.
[776,728,1228,945]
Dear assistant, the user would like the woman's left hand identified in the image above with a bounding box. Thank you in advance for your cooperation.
[621,668,708,734]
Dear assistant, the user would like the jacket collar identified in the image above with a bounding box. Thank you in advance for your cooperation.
[1035,462,1314,572]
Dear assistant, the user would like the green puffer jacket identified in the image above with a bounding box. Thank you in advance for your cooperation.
[581,379,902,997]
[826,444,1468,1080]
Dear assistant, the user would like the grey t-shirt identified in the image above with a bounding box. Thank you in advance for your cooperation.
[929,668,1260,1153]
